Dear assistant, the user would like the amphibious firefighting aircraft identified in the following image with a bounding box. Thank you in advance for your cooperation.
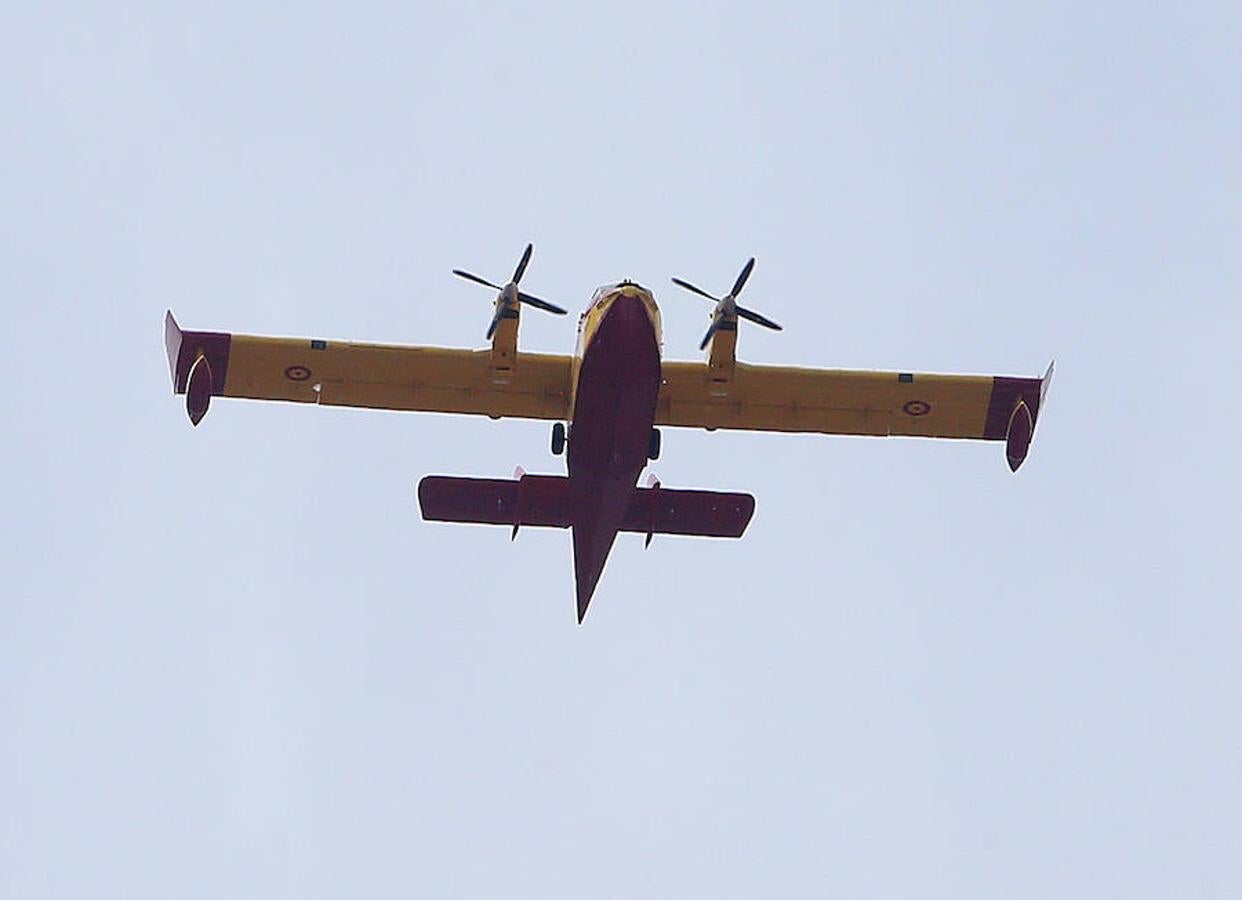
[165,245,1052,622]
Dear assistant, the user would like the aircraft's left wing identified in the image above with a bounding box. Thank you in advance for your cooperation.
[656,359,1053,471]
[165,311,573,425]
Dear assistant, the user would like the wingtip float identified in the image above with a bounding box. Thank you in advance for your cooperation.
[166,250,1051,620]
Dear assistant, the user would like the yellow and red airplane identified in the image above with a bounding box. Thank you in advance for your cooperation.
[165,245,1052,622]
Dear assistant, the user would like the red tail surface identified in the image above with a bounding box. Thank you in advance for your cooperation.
[418,475,754,538]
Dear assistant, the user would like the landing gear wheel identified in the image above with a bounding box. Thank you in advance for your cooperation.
[551,422,566,456]
[648,427,661,461]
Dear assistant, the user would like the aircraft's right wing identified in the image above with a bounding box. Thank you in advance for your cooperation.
[165,311,573,425]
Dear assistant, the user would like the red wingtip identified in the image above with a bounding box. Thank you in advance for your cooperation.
[162,315,232,423]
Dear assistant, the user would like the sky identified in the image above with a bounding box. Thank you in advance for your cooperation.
[2,2,1240,897]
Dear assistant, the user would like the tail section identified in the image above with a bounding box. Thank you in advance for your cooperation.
[418,473,756,622]
[417,475,571,528]
[417,474,755,538]
[569,475,634,624]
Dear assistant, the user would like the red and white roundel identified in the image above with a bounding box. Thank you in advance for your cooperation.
[903,400,931,417]
[284,365,312,381]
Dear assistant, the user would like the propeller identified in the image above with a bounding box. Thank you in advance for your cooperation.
[671,257,782,350]
[452,243,568,339]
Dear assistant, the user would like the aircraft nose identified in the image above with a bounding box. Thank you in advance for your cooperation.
[609,292,644,315]
[603,291,655,337]
[606,291,659,335]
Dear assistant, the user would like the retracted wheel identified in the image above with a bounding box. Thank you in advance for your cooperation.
[551,421,566,456]
[648,427,661,461]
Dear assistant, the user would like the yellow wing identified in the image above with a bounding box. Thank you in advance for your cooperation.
[657,359,1052,468]
[165,311,572,423]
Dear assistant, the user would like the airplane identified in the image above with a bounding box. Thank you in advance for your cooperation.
[164,244,1052,622]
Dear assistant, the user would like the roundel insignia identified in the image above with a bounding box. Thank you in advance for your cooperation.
[903,400,931,417]
[285,365,312,382]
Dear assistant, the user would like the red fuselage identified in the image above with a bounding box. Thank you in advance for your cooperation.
[565,287,662,620]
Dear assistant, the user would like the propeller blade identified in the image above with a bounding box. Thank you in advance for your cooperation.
[512,243,533,284]
[730,257,755,298]
[486,308,504,340]
[736,305,783,331]
[699,321,719,351]
[453,269,503,291]
[518,292,568,315]
[671,277,720,302]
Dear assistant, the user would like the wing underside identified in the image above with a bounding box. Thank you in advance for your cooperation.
[657,359,1053,469]
[165,311,1051,469]
[165,311,573,422]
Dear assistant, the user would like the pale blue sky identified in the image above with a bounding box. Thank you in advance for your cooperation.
[2,2,1240,897]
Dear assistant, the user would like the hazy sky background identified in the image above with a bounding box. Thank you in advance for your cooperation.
[2,2,1239,897]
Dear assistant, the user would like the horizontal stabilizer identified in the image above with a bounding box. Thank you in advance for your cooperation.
[418,475,754,539]
[622,481,754,538]
[419,475,571,528]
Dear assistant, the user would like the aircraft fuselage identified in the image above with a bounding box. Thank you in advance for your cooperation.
[565,284,663,619]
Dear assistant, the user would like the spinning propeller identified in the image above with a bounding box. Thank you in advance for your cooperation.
[452,243,567,339]
[671,257,782,350]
